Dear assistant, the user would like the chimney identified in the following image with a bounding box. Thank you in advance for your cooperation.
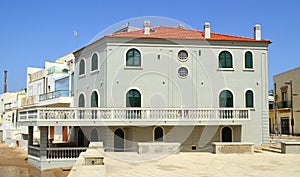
[177,24,185,29]
[204,22,211,38]
[4,70,7,93]
[254,24,261,40]
[144,20,151,35]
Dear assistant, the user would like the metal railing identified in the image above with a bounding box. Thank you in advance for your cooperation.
[19,107,251,121]
[39,90,70,101]
[47,147,87,159]
[277,101,292,109]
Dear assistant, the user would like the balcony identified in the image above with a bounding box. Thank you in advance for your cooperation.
[47,66,69,75]
[18,107,251,126]
[21,95,39,106]
[277,101,292,109]
[39,90,70,101]
[29,70,44,82]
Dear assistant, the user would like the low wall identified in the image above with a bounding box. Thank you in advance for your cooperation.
[281,142,300,154]
[212,142,254,154]
[138,142,180,154]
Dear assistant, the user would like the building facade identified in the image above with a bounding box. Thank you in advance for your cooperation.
[19,21,271,170]
[273,67,300,135]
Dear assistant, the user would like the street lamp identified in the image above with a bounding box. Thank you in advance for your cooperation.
[285,80,298,136]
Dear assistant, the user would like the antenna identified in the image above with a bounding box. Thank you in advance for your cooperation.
[73,31,78,49]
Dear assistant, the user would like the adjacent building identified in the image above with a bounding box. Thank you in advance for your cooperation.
[18,21,271,170]
[273,67,300,135]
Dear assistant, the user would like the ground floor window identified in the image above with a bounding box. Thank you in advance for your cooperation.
[154,127,164,142]
[221,126,232,142]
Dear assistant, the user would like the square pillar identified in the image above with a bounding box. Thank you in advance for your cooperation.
[28,126,34,146]
[39,126,48,161]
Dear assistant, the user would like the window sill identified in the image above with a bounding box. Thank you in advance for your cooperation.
[124,66,143,70]
[217,68,234,71]
[243,68,255,72]
[90,70,99,75]
[78,74,86,79]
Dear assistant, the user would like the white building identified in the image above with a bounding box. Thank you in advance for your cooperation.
[0,90,25,146]
[20,52,75,146]
[19,21,271,170]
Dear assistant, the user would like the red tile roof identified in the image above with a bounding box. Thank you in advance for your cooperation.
[106,26,271,43]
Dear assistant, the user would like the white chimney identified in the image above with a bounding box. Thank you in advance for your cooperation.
[254,24,261,40]
[144,20,151,35]
[177,24,185,29]
[204,22,211,38]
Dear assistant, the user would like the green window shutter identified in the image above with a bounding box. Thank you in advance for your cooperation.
[245,52,253,68]
[126,89,141,107]
[91,53,98,71]
[219,51,232,68]
[126,49,141,66]
[79,60,85,75]
[219,90,233,107]
[91,91,98,107]
[246,90,253,107]
[79,94,85,107]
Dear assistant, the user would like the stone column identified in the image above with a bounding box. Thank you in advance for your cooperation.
[39,126,48,161]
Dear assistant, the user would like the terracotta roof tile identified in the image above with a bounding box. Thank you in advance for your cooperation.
[106,26,271,43]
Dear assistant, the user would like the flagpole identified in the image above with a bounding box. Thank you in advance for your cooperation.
[74,31,78,49]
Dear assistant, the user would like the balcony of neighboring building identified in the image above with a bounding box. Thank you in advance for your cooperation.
[277,100,292,109]
[38,90,73,107]
[21,95,39,107]
[47,66,69,75]
[29,70,44,83]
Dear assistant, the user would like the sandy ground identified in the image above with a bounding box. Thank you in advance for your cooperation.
[0,143,70,177]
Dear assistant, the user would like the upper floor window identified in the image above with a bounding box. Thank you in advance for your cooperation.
[219,90,233,107]
[79,59,85,75]
[126,89,141,107]
[126,49,141,67]
[245,90,254,107]
[78,94,85,107]
[91,91,99,107]
[178,50,188,61]
[245,51,253,69]
[219,51,233,68]
[91,53,98,71]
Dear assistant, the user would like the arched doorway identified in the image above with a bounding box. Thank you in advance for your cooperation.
[154,127,164,142]
[114,128,125,152]
[91,128,98,142]
[78,129,85,147]
[126,89,141,119]
[221,126,233,142]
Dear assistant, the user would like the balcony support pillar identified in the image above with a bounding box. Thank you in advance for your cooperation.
[39,126,48,161]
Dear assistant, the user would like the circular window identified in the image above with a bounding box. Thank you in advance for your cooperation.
[178,67,189,78]
[178,50,188,61]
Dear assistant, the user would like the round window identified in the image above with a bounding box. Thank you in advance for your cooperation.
[178,67,189,78]
[178,50,188,61]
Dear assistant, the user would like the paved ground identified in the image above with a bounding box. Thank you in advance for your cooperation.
[69,149,300,177]
[104,152,300,177]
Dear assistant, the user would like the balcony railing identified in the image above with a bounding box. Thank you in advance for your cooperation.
[19,107,251,122]
[39,90,70,101]
[28,145,87,160]
[21,95,39,106]
[29,70,44,82]
[277,101,292,109]
[47,147,87,159]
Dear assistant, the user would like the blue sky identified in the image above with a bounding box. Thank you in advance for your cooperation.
[0,0,299,92]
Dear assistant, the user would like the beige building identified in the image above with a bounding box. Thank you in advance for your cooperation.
[273,67,300,135]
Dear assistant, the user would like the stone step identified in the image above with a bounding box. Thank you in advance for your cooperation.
[269,145,281,150]
[261,147,281,153]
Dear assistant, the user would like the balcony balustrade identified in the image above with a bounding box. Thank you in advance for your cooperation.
[19,107,250,126]
[277,101,292,109]
[39,90,70,101]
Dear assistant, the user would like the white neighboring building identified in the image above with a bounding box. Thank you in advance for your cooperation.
[20,52,75,144]
[0,90,25,146]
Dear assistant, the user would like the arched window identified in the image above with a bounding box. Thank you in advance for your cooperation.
[126,49,141,67]
[219,90,233,107]
[245,51,253,69]
[219,51,233,68]
[221,126,232,142]
[245,90,254,107]
[91,128,98,142]
[91,91,99,107]
[126,89,141,107]
[78,94,85,107]
[91,53,98,71]
[79,59,85,75]
[154,127,164,142]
